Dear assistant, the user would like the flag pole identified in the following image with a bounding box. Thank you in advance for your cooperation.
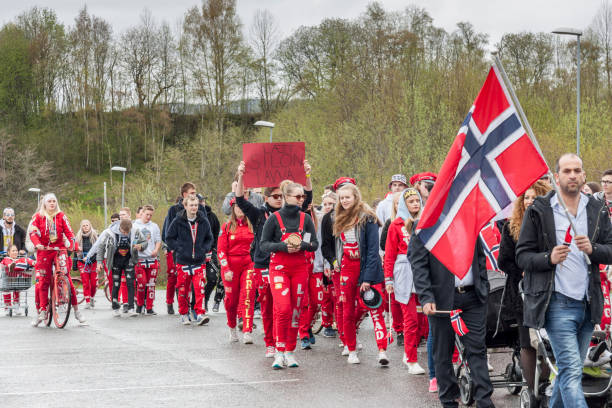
[492,53,591,265]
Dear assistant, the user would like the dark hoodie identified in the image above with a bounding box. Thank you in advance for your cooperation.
[165,209,213,266]
[236,196,280,269]
[162,199,208,242]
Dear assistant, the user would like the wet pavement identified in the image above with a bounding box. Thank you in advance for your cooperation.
[0,290,520,408]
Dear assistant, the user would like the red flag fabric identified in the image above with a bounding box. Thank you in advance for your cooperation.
[564,225,573,246]
[450,309,469,336]
[416,66,548,279]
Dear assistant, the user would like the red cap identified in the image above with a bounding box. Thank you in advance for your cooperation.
[333,177,356,192]
[410,172,437,185]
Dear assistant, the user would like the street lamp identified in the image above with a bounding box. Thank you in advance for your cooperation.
[552,27,583,156]
[28,188,40,208]
[111,166,127,207]
[254,120,275,143]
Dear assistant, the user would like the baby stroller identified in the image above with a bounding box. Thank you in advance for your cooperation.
[520,329,612,408]
[456,271,527,405]
[0,254,34,317]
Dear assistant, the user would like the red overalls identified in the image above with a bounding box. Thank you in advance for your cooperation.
[218,219,256,332]
[136,259,160,310]
[176,221,207,316]
[269,212,310,352]
[78,260,99,304]
[298,256,324,339]
[340,230,388,352]
[165,251,177,305]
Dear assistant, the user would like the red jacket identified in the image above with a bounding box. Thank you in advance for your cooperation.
[217,219,254,272]
[383,217,410,280]
[29,212,75,249]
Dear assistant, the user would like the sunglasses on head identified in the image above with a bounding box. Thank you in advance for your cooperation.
[269,194,283,200]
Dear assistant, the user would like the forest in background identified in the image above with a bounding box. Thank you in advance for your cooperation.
[0,0,611,230]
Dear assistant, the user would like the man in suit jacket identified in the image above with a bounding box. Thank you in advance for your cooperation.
[410,234,494,408]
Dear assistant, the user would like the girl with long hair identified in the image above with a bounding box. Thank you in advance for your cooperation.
[260,180,318,369]
[333,183,389,365]
[76,220,99,308]
[218,199,257,344]
[498,180,551,396]
[384,188,425,374]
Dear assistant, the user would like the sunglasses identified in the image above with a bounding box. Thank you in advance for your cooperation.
[290,194,306,201]
[4,213,15,217]
[269,194,283,200]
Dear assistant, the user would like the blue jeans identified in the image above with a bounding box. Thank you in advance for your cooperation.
[427,319,435,379]
[544,292,593,408]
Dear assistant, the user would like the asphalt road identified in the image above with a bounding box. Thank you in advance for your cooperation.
[0,289,520,408]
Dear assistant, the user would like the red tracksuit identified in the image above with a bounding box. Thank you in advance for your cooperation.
[165,251,176,305]
[218,219,256,332]
[332,269,344,344]
[268,212,310,352]
[136,259,159,310]
[320,271,335,328]
[298,263,325,339]
[2,257,34,306]
[176,263,206,315]
[256,267,275,347]
[340,231,388,352]
[384,217,420,361]
[77,260,97,304]
[29,212,76,312]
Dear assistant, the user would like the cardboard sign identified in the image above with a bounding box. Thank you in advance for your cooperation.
[242,142,306,188]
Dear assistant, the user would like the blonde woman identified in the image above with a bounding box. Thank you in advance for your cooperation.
[76,220,99,308]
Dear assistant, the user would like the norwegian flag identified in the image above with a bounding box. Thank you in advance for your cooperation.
[416,66,548,279]
[564,225,572,246]
[480,222,501,272]
[450,309,469,336]
[181,264,203,276]
[386,293,395,345]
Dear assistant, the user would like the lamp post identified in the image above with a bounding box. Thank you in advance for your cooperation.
[254,120,275,143]
[111,166,127,207]
[28,188,41,208]
[552,27,583,156]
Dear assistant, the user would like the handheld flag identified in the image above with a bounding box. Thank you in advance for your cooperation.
[416,66,548,279]
[450,309,470,336]
[386,293,395,345]
[564,225,572,246]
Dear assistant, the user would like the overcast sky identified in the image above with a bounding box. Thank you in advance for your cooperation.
[2,0,604,46]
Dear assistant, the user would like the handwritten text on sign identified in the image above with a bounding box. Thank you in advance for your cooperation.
[242,142,306,188]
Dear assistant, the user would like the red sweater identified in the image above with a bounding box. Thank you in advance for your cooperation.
[218,219,254,271]
[29,212,75,249]
[383,217,410,281]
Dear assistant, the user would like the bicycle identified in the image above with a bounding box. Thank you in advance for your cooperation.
[71,258,111,304]
[40,247,73,328]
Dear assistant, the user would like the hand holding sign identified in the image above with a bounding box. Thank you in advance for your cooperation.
[242,142,306,188]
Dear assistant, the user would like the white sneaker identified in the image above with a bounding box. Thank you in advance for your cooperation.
[341,345,349,356]
[347,351,360,364]
[265,346,276,358]
[113,309,121,317]
[127,308,138,317]
[32,310,46,327]
[90,298,95,308]
[229,327,239,342]
[243,331,254,344]
[378,351,389,366]
[84,302,91,310]
[74,310,87,324]
[181,314,191,325]
[407,362,425,375]
[272,352,285,369]
[338,342,345,348]
[284,352,299,367]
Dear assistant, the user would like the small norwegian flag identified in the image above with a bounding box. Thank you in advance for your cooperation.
[386,294,394,345]
[564,225,572,246]
[450,309,470,336]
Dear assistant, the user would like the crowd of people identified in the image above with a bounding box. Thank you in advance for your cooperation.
[0,154,611,407]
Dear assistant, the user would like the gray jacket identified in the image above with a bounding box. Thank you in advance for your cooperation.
[222,191,265,216]
[96,221,148,271]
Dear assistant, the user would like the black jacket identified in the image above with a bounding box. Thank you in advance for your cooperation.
[380,219,392,251]
[260,205,318,254]
[516,191,612,329]
[166,210,213,266]
[497,221,524,321]
[321,210,336,267]
[162,200,208,241]
[410,233,489,310]
[0,223,26,252]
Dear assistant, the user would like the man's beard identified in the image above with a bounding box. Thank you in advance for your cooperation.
[560,180,583,196]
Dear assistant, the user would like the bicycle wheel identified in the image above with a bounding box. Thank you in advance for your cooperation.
[71,276,85,304]
[52,274,71,328]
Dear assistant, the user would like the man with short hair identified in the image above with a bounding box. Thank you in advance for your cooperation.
[410,172,437,204]
[119,207,131,221]
[517,154,612,407]
[110,213,120,223]
[134,205,162,315]
[0,208,26,254]
[595,169,612,221]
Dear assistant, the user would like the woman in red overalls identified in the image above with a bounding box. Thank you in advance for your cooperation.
[30,193,86,326]
[218,198,256,344]
[334,183,389,366]
[260,181,318,369]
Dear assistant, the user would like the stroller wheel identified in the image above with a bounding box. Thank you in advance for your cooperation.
[505,362,523,395]
[520,388,538,408]
[25,307,28,317]
[8,308,12,317]
[458,370,475,406]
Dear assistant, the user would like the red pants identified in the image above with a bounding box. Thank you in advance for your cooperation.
[221,255,256,332]
[340,257,388,352]
[136,260,159,309]
[3,292,19,305]
[78,261,97,303]
[401,294,419,362]
[331,270,344,344]
[256,268,275,347]
[35,252,78,312]
[389,292,404,334]
[269,252,309,352]
[165,252,176,304]
[298,272,325,338]
[176,263,206,315]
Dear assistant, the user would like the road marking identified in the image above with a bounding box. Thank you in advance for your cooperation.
[0,379,300,396]
[0,358,235,369]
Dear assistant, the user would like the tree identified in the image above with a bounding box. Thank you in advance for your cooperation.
[249,9,280,117]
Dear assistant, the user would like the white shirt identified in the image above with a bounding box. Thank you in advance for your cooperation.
[133,220,161,260]
[455,266,474,287]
